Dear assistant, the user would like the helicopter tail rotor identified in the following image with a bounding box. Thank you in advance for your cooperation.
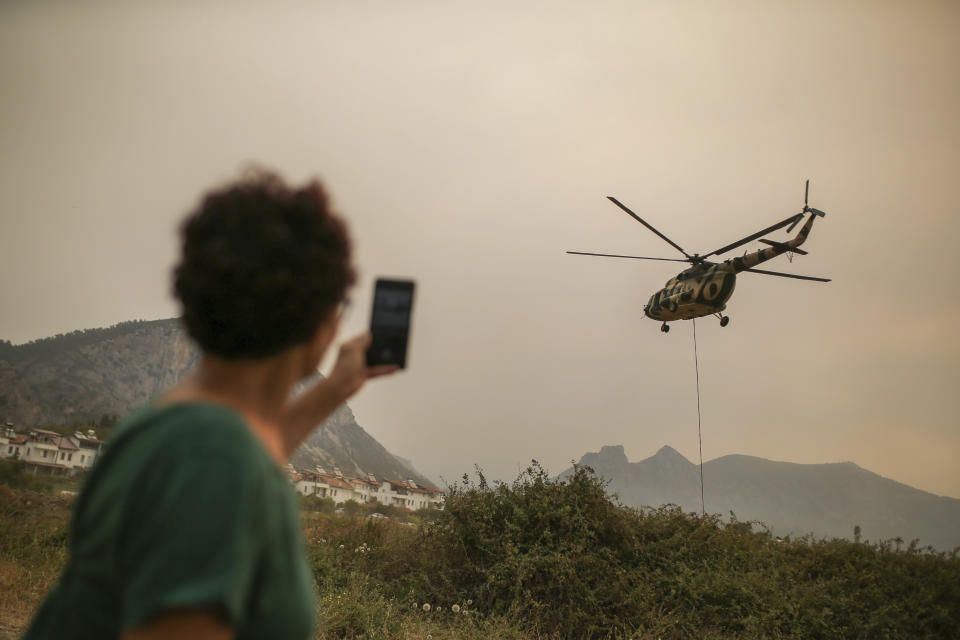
[788,179,827,232]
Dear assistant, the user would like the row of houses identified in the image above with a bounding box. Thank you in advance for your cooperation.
[290,466,444,511]
[0,424,104,473]
[1,423,444,511]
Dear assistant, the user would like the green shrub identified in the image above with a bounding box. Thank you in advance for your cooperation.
[398,463,658,636]
[340,499,364,517]
[300,494,336,515]
[0,459,81,494]
[312,462,960,639]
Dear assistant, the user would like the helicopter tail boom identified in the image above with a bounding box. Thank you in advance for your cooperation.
[725,211,821,274]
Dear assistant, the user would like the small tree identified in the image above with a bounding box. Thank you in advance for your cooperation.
[317,496,336,515]
[341,499,364,517]
[300,494,336,515]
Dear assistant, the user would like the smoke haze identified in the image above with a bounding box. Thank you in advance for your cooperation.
[2,0,958,497]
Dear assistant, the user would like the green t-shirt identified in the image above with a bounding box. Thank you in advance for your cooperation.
[24,403,316,639]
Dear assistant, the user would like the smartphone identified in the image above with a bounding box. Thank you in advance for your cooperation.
[366,278,415,369]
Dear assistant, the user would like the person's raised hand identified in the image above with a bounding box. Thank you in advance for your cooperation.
[327,332,398,401]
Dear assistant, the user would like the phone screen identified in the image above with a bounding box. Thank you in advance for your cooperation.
[366,278,415,368]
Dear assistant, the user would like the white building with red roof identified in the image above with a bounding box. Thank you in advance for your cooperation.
[291,466,443,510]
[0,426,103,474]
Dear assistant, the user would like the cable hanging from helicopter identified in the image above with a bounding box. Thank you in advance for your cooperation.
[567,180,830,333]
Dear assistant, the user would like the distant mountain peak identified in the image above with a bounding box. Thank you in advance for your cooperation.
[654,445,688,461]
[644,445,695,470]
[597,445,628,463]
[579,444,696,469]
[573,445,629,473]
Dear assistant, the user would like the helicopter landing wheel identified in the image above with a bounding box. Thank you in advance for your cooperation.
[720,316,730,327]
[661,323,670,333]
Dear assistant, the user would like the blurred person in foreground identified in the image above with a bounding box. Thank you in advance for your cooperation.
[24,169,397,640]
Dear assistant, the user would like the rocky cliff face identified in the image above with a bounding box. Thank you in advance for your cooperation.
[290,401,432,484]
[0,319,433,485]
[0,320,197,426]
[564,445,960,552]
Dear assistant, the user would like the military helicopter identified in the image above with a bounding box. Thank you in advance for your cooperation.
[568,181,830,333]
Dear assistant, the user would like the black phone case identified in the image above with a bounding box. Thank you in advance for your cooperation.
[366,278,415,368]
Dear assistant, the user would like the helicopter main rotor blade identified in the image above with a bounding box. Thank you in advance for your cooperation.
[744,267,831,282]
[704,214,803,258]
[566,251,689,262]
[606,196,693,260]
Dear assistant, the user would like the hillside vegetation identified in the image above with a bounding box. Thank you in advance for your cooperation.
[2,462,958,639]
[0,319,197,427]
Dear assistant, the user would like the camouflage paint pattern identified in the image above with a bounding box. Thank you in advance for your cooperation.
[644,212,819,322]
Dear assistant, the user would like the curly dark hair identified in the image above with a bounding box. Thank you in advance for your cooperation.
[173,169,356,359]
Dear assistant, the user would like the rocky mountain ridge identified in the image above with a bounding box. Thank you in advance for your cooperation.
[0,319,433,486]
[564,444,960,551]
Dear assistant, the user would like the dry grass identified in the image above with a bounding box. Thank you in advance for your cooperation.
[0,557,60,637]
[0,486,71,638]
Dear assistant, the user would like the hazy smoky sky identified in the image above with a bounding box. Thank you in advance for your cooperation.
[2,1,958,498]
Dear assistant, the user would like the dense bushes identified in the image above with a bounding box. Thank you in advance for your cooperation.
[0,460,79,494]
[3,463,958,638]
[309,463,960,639]
[409,464,652,635]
